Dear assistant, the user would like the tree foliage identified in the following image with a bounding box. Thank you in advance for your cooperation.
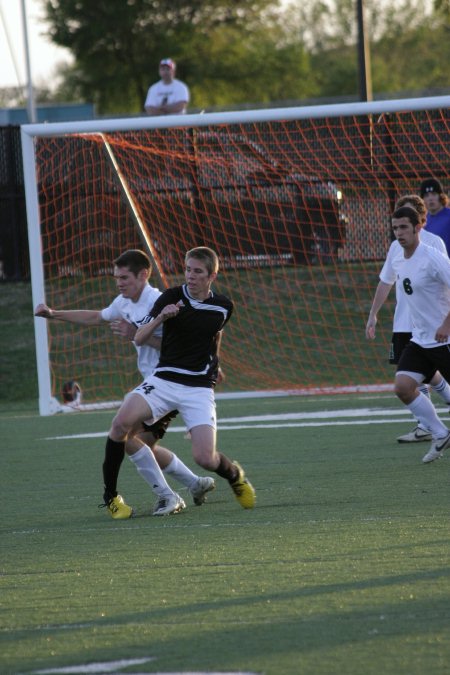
[44,0,307,113]
[287,0,450,100]
[37,0,450,114]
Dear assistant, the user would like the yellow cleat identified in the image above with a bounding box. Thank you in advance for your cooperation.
[107,494,133,520]
[230,461,256,509]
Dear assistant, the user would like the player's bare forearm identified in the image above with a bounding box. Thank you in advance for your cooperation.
[212,331,226,384]
[34,304,102,325]
[135,315,163,345]
[216,330,223,355]
[365,315,377,340]
[135,302,182,346]
[146,336,162,350]
[365,281,392,340]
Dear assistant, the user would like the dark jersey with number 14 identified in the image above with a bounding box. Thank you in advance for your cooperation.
[144,284,233,388]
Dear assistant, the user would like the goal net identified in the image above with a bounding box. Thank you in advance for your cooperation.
[22,97,450,414]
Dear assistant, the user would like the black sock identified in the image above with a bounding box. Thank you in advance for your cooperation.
[214,452,238,483]
[103,437,125,502]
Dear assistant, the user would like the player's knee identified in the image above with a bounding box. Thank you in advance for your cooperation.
[394,380,407,400]
[394,377,416,402]
[110,413,133,439]
[192,445,216,470]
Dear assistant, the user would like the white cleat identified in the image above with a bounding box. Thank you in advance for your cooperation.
[189,476,216,506]
[153,493,186,516]
[397,426,432,443]
[422,431,450,463]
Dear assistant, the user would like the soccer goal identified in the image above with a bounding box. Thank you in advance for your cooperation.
[22,96,450,415]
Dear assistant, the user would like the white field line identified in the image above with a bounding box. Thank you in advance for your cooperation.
[215,384,394,398]
[43,407,450,441]
[29,657,255,674]
[61,384,395,412]
[30,659,154,673]
[10,512,436,539]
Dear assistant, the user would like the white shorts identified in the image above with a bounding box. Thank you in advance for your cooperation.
[132,375,217,431]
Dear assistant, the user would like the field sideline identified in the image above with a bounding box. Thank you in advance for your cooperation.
[2,392,450,675]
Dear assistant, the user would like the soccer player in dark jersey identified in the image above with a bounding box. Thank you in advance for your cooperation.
[106,246,256,509]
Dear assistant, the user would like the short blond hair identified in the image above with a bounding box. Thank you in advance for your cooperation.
[185,247,219,275]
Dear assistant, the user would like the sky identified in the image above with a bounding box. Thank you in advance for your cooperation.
[0,0,72,89]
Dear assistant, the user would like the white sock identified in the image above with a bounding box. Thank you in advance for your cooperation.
[129,445,174,498]
[164,455,198,489]
[418,383,430,398]
[431,378,450,406]
[408,393,448,439]
[413,385,431,429]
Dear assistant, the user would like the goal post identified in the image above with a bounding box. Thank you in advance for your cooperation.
[21,96,450,415]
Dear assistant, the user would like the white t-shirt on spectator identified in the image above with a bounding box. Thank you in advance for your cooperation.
[144,79,189,113]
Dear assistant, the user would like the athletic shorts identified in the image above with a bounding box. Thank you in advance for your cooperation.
[389,332,412,365]
[390,332,436,383]
[142,410,179,440]
[396,341,450,383]
[133,375,217,431]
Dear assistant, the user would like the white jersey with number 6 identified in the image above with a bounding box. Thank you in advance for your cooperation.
[380,229,447,332]
[390,242,450,348]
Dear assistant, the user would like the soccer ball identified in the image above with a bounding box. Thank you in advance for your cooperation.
[62,380,82,405]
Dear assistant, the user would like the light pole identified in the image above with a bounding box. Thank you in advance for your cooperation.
[20,0,37,122]
[356,0,372,101]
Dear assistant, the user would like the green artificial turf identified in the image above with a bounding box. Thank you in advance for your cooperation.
[1,393,450,674]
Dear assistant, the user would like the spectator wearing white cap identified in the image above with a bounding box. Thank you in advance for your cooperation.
[421,178,450,254]
[144,58,190,116]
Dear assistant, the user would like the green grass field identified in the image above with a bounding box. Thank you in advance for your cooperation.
[2,392,450,675]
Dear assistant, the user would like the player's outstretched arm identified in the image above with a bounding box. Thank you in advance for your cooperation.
[34,303,103,326]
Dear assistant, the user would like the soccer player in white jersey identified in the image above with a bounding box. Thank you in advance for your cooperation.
[107,246,256,509]
[366,195,450,446]
[388,206,450,463]
[35,249,215,518]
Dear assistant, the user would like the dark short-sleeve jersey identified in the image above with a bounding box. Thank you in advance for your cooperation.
[146,284,233,387]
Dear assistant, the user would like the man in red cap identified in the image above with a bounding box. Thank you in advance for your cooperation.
[144,58,190,115]
[420,178,450,254]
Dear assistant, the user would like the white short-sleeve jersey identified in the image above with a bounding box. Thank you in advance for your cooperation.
[379,229,447,332]
[144,78,189,112]
[389,242,450,347]
[101,284,162,379]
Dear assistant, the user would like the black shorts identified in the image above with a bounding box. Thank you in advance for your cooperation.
[141,410,179,440]
[389,332,412,365]
[390,332,437,383]
[396,341,450,383]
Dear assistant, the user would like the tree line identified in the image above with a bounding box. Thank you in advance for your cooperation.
[3,0,449,114]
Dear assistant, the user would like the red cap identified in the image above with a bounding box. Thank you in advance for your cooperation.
[160,58,175,69]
